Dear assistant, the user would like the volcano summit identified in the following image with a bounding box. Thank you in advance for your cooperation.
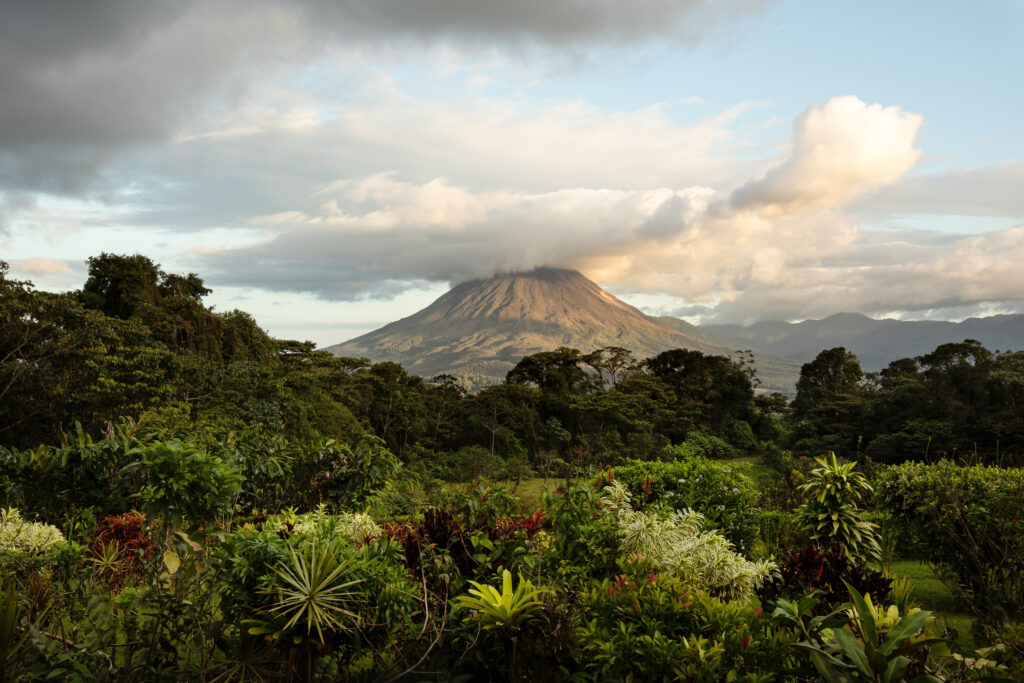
[326,268,798,391]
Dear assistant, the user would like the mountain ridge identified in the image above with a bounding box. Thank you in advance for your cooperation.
[705,312,1024,369]
[326,268,799,392]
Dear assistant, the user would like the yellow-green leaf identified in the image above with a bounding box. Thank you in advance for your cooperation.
[164,549,181,574]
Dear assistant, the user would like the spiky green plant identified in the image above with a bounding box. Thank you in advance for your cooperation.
[805,582,943,683]
[261,538,362,643]
[455,569,543,631]
[797,452,881,564]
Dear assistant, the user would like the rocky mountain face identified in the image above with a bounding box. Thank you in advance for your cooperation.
[326,268,799,392]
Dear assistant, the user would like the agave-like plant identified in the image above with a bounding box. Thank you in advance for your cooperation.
[262,538,362,643]
[455,569,544,631]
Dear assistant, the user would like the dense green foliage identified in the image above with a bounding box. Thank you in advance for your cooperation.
[875,461,1024,623]
[611,451,759,548]
[2,254,1022,680]
[790,344,1024,465]
[797,452,881,564]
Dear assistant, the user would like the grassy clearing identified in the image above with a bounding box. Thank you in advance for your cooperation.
[889,560,976,650]
[441,476,572,512]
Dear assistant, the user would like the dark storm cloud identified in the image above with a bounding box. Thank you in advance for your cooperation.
[0,0,766,194]
[0,0,312,193]
[302,0,765,45]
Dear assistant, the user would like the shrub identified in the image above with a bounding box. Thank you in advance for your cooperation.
[87,510,155,588]
[796,452,880,564]
[758,544,892,612]
[541,481,619,584]
[875,460,1024,621]
[678,432,744,460]
[600,481,777,601]
[213,524,417,677]
[0,424,137,524]
[612,455,758,548]
[755,510,807,559]
[265,507,381,545]
[299,435,402,509]
[414,445,508,482]
[0,508,65,555]
[575,554,788,682]
[130,440,243,530]
[384,485,545,584]
[773,583,947,682]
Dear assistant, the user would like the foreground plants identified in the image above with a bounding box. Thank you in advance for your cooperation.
[773,583,1015,682]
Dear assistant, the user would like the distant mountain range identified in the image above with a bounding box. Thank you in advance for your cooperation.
[326,268,1024,392]
[325,268,800,393]
[705,312,1024,370]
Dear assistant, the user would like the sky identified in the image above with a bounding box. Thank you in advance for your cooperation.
[2,0,1023,346]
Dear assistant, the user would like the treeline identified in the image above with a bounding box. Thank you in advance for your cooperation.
[0,255,777,473]
[3,254,1022,472]
[789,344,1024,465]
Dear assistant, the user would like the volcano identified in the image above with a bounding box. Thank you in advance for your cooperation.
[325,268,798,391]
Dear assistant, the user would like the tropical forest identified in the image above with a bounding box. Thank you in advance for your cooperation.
[2,254,1023,682]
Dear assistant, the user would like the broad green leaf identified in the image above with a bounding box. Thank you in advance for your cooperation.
[163,549,181,574]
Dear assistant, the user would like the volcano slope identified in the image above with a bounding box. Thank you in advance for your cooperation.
[326,268,798,392]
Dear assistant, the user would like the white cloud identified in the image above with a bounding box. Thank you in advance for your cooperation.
[201,94,1024,325]
[729,96,922,215]
[9,258,75,276]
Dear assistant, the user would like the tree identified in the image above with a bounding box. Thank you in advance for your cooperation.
[582,346,637,388]
[792,347,863,415]
[790,348,870,458]
[80,253,163,319]
[643,349,757,438]
[506,347,593,394]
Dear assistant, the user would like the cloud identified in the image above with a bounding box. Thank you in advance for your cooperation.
[113,94,763,232]
[9,258,76,276]
[197,94,1024,324]
[728,96,922,215]
[0,0,766,195]
[854,161,1024,217]
[0,1,309,194]
[692,223,1024,322]
[300,0,767,46]
[0,191,37,234]
[204,176,715,297]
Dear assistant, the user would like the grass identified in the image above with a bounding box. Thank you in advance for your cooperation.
[888,560,976,650]
[440,475,576,512]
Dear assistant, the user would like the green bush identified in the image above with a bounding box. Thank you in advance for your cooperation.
[213,522,417,676]
[543,481,620,584]
[415,445,508,482]
[599,482,777,601]
[0,508,66,556]
[677,432,744,460]
[613,454,759,548]
[129,440,243,530]
[875,460,1024,622]
[796,452,880,564]
[215,430,401,513]
[755,510,807,559]
[0,423,138,525]
[575,554,788,682]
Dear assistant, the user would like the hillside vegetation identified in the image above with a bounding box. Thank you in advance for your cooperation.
[1,254,1022,681]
